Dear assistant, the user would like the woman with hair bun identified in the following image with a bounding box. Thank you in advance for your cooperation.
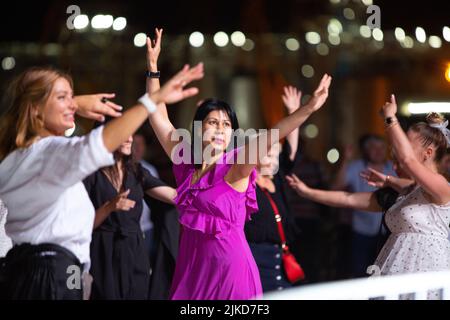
[289,97,450,299]
[373,99,450,277]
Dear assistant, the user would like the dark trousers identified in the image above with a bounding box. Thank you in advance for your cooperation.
[89,229,150,300]
[143,229,156,269]
[0,243,83,300]
[249,242,292,293]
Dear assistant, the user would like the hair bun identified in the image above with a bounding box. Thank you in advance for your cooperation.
[426,112,446,125]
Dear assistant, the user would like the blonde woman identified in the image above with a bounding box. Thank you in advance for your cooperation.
[0,64,203,299]
[288,107,450,298]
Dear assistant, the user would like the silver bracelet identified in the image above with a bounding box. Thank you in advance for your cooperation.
[138,94,157,114]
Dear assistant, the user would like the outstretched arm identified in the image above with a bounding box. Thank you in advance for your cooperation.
[381,95,450,204]
[103,63,204,153]
[146,63,204,158]
[282,86,301,161]
[360,167,415,193]
[286,174,382,212]
[145,29,204,158]
[145,186,176,204]
[226,74,332,189]
[146,28,168,119]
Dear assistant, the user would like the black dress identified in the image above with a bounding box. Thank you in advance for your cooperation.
[245,142,299,244]
[83,163,166,300]
[146,197,179,300]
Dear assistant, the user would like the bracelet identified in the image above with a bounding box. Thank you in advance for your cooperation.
[384,116,399,129]
[385,175,391,184]
[385,121,399,130]
[138,94,157,114]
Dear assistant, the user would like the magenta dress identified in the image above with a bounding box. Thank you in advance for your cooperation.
[169,148,263,300]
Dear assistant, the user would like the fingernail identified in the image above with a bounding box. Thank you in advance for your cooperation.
[100,116,105,122]
[118,105,123,110]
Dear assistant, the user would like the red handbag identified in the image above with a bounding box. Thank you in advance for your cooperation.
[262,189,305,283]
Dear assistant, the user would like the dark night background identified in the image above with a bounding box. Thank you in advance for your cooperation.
[1,0,449,285]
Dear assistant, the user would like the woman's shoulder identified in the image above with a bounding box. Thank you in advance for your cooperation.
[83,168,105,191]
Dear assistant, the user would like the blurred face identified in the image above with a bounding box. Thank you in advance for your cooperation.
[132,134,146,161]
[365,139,386,164]
[391,150,408,179]
[39,78,76,136]
[258,143,281,176]
[202,110,233,152]
[118,135,133,156]
[407,130,434,163]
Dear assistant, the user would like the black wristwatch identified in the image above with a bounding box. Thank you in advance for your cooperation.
[385,116,396,125]
[145,71,160,78]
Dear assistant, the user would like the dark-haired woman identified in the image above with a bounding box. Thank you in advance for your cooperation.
[84,130,176,300]
[146,32,332,299]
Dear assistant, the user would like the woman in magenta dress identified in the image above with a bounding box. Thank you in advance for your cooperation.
[146,34,332,298]
[170,144,260,299]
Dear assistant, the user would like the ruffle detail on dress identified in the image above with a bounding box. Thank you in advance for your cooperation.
[245,168,259,222]
[173,161,216,211]
[173,161,232,239]
[178,207,232,239]
[172,147,259,235]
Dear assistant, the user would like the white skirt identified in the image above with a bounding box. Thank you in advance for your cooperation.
[374,232,450,299]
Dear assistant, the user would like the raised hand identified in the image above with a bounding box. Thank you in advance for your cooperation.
[75,93,122,122]
[360,167,388,188]
[306,74,332,112]
[151,63,204,105]
[286,174,310,196]
[282,86,302,114]
[146,28,163,69]
[381,94,397,118]
[108,189,135,212]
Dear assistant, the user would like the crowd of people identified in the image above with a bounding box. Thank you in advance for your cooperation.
[0,28,449,300]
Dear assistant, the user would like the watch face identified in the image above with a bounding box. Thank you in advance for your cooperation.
[146,71,160,78]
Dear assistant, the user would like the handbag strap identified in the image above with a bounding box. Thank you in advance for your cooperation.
[261,188,289,251]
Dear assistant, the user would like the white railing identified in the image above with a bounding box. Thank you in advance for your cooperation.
[263,271,450,300]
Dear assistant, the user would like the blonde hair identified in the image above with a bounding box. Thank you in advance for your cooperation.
[0,67,73,161]
[426,112,446,125]
[409,112,448,162]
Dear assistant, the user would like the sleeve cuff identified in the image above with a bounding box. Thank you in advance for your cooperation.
[90,125,114,167]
